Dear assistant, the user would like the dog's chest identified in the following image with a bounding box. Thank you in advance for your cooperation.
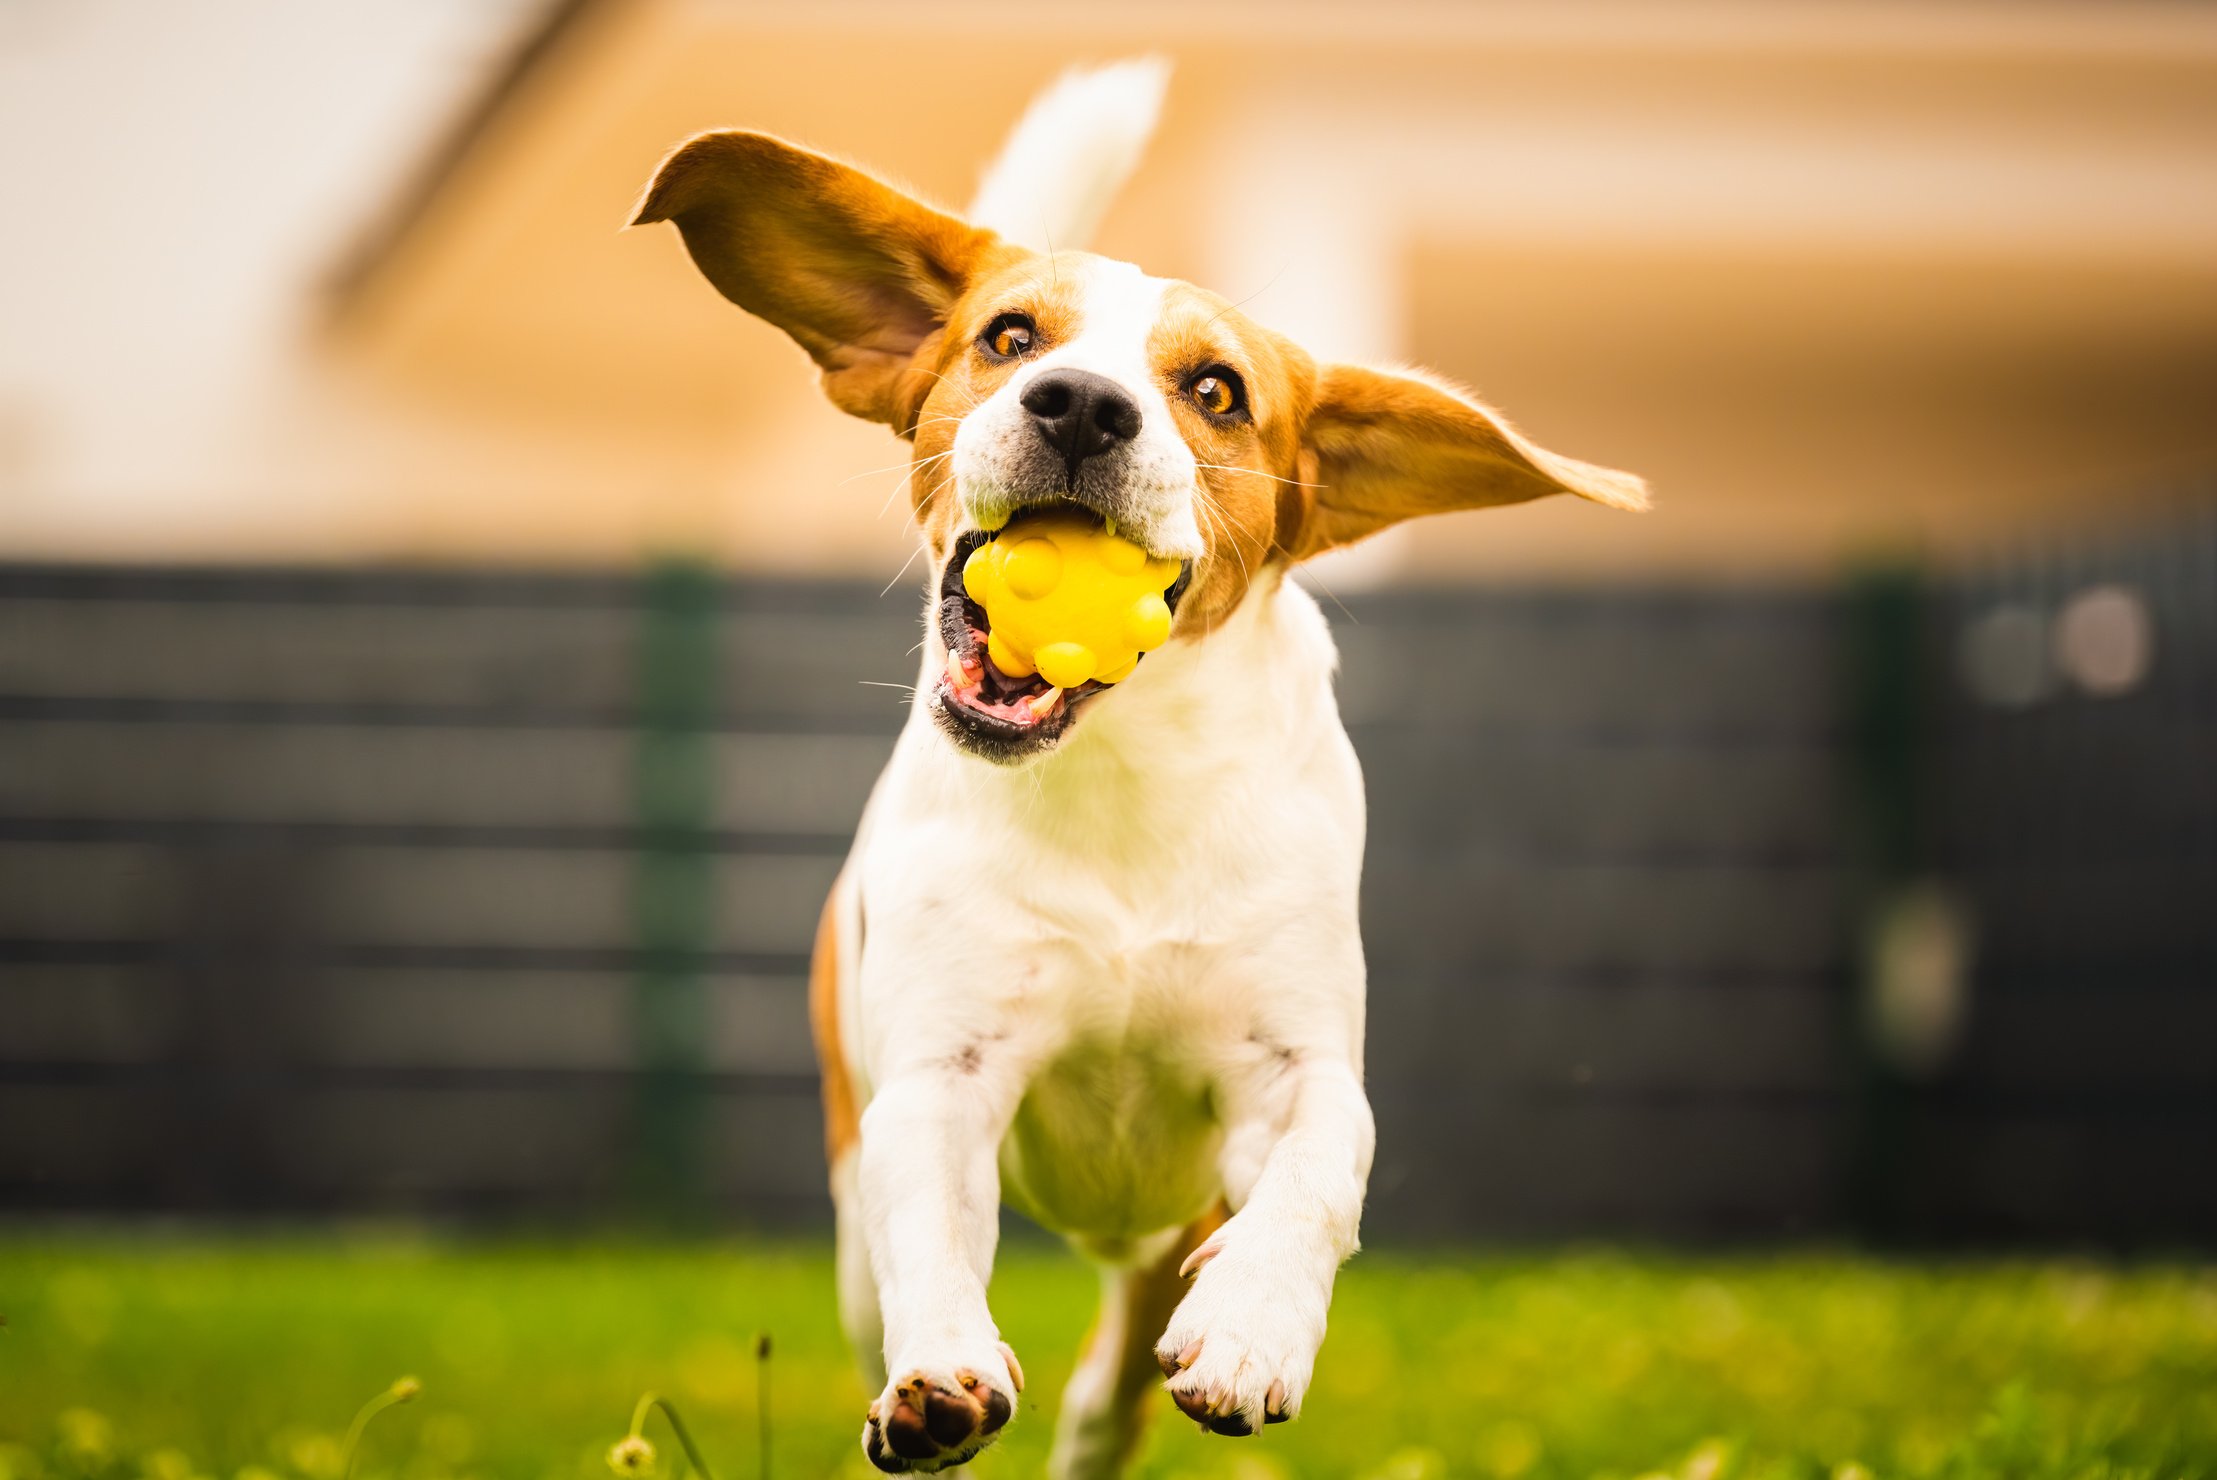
[994,933,1244,1247]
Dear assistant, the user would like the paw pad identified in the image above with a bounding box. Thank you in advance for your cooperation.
[862,1365,1015,1474]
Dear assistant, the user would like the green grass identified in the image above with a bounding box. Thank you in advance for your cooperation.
[2,1235,2213,1480]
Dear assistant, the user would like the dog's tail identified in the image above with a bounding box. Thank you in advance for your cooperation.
[967,57,1170,253]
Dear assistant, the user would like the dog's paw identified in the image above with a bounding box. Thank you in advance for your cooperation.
[1152,1218,1328,1436]
[860,1342,1023,1473]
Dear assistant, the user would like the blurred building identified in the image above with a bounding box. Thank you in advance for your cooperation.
[0,1,2212,1243]
[4,0,2214,578]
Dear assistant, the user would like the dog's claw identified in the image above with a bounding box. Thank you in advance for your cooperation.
[1170,1380,1256,1436]
[1156,1337,1202,1378]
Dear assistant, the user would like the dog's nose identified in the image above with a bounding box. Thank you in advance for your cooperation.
[1020,369,1141,474]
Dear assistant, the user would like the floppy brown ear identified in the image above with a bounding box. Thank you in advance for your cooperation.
[632,131,1004,428]
[1283,363,1647,561]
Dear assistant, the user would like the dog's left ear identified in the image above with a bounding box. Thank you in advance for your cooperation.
[633,131,1004,429]
[1282,363,1647,561]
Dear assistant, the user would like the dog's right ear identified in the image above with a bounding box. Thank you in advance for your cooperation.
[633,131,1004,429]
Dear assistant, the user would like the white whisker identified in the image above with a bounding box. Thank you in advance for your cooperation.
[842,448,952,487]
[1200,260,1292,335]
[1193,462,1326,490]
[1191,482,1254,588]
[879,452,956,520]
[1294,558,1359,626]
[904,474,948,523]
[879,540,930,597]
[912,368,983,413]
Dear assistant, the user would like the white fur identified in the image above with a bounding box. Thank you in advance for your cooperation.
[968,58,1171,252]
[951,256,1206,558]
[833,573,1376,1471]
[827,57,1376,1479]
[641,42,1635,1477]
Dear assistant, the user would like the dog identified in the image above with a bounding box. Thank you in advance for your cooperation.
[634,61,1645,1477]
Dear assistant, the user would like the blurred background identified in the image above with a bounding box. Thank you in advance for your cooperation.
[2,0,2214,1252]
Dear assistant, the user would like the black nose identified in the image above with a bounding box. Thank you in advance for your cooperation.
[1020,369,1142,477]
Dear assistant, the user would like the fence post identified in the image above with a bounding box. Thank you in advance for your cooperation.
[631,559,720,1222]
[1839,560,1928,1243]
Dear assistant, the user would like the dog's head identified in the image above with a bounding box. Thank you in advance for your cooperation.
[635,132,1645,763]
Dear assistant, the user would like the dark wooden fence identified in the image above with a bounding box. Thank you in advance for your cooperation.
[1868,506,2217,1245]
[0,520,2209,1245]
[1338,587,1853,1240]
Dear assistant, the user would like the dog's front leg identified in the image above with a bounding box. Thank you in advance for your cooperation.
[1155,1057,1375,1435]
[855,1065,1027,1473]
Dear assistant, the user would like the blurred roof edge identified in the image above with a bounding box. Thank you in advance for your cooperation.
[320,0,2217,327]
[282,0,2217,577]
[321,0,611,326]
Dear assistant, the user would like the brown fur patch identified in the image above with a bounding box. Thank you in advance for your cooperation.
[1283,363,1649,560]
[809,873,860,1162]
[633,130,1022,427]
[1145,281,1316,632]
[1070,1201,1229,1467]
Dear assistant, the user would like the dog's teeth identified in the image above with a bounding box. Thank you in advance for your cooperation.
[946,650,979,691]
[1027,687,1062,719]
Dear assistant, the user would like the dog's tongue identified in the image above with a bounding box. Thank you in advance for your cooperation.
[945,645,1064,723]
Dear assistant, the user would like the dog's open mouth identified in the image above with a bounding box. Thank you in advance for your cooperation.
[932,511,1191,755]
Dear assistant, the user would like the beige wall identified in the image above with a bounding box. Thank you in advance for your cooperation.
[8,1,2215,579]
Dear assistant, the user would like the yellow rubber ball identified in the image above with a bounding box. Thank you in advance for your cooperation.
[1034,642,1098,690]
[1126,593,1172,651]
[1001,535,1062,600]
[962,508,1181,688]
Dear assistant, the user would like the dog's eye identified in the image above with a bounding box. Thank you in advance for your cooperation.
[981,313,1036,361]
[1188,368,1245,418]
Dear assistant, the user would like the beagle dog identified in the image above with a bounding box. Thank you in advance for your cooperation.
[634,62,1644,1478]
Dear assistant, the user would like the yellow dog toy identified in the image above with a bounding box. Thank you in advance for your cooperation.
[962,509,1181,689]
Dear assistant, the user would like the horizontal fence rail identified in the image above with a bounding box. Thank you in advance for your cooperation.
[0,529,2210,1244]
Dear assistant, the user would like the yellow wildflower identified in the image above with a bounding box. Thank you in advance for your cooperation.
[140,1451,193,1480]
[604,1437,655,1478]
[57,1412,112,1471]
